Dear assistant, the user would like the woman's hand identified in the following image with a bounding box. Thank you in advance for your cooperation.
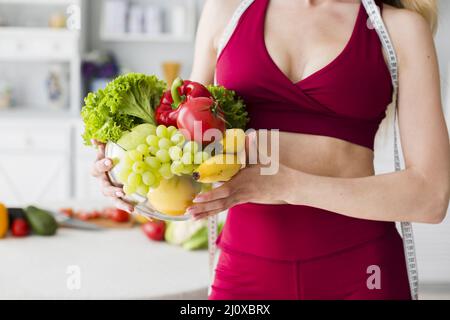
[187,164,288,220]
[90,140,134,213]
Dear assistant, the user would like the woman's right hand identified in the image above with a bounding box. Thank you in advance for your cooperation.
[91,140,134,213]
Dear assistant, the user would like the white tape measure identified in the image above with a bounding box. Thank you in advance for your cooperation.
[209,0,419,300]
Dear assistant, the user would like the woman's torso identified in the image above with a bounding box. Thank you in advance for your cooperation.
[214,0,396,261]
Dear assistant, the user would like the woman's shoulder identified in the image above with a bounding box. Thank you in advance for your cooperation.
[381,4,435,63]
[201,0,242,50]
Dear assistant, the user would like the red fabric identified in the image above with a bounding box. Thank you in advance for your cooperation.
[216,0,392,150]
[215,0,397,262]
[209,228,411,300]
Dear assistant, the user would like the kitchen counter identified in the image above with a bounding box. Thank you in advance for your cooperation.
[0,227,209,299]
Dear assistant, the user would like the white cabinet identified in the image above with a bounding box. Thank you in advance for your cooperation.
[0,121,71,207]
[73,122,110,202]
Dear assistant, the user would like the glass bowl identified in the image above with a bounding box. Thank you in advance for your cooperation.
[105,142,201,221]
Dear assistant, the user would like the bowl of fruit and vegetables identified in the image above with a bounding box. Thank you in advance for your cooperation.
[82,74,249,221]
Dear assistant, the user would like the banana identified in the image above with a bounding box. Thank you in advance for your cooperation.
[220,129,246,154]
[193,154,243,183]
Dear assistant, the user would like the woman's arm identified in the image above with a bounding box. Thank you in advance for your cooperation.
[189,0,239,84]
[189,9,450,224]
[283,9,450,224]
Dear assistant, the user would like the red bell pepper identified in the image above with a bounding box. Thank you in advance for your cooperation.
[155,78,211,127]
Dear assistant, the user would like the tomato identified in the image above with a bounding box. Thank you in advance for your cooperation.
[60,208,73,218]
[11,218,30,237]
[109,208,129,223]
[177,97,226,145]
[142,220,166,241]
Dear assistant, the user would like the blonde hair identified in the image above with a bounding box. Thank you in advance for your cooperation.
[382,0,438,33]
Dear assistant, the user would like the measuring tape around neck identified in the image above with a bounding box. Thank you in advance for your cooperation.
[209,0,419,300]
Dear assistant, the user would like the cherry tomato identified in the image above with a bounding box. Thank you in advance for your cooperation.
[11,218,30,237]
[142,220,166,241]
[109,208,129,223]
[60,208,73,218]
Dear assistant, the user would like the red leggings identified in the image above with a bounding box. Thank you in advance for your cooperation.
[209,228,411,300]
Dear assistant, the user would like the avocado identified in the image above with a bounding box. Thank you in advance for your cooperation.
[24,206,58,236]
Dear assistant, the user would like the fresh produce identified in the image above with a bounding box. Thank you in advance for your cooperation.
[183,226,208,250]
[155,78,211,127]
[165,220,224,251]
[107,208,129,223]
[193,154,243,183]
[142,220,166,241]
[177,96,226,145]
[0,202,8,238]
[115,124,212,197]
[81,73,166,145]
[11,218,30,237]
[207,85,249,130]
[23,206,58,236]
[220,128,246,154]
[148,176,201,216]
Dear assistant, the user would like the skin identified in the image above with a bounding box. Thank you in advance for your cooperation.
[92,0,450,223]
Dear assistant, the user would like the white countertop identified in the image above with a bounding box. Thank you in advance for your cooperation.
[0,227,209,299]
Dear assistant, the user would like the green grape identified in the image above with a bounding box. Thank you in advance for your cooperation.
[181,164,195,175]
[181,152,193,165]
[136,144,149,155]
[117,168,131,184]
[168,146,183,161]
[132,161,146,174]
[183,141,199,155]
[145,156,161,169]
[123,184,136,195]
[171,133,185,146]
[146,135,159,147]
[149,146,159,156]
[147,125,157,136]
[170,160,184,176]
[194,151,211,164]
[127,172,142,188]
[136,185,149,196]
[142,171,156,186]
[167,126,177,137]
[159,163,174,179]
[158,137,172,150]
[121,154,134,168]
[129,150,143,161]
[156,149,171,163]
[156,125,168,138]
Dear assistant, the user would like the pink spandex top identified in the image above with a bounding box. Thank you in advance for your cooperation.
[215,0,396,261]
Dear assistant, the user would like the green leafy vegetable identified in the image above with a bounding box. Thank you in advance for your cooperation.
[207,85,249,130]
[81,73,166,145]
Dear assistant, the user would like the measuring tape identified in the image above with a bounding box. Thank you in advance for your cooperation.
[209,0,419,300]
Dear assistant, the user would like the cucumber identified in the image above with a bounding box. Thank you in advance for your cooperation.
[24,206,58,236]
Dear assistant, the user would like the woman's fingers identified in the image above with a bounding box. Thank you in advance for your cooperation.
[101,180,125,198]
[92,158,113,177]
[191,209,223,221]
[113,198,134,213]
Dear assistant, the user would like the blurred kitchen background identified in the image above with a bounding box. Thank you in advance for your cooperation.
[0,0,449,299]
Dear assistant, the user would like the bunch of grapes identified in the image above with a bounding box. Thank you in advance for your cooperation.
[117,124,211,196]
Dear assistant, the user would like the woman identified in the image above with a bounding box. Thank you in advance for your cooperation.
[92,0,450,300]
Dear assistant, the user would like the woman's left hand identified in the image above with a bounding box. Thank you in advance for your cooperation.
[187,164,286,220]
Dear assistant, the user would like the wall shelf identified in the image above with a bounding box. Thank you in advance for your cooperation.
[0,0,80,5]
[99,0,196,44]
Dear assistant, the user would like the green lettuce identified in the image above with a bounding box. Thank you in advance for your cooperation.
[207,85,249,130]
[81,73,166,145]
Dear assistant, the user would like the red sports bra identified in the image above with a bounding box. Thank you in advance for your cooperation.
[216,0,393,150]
